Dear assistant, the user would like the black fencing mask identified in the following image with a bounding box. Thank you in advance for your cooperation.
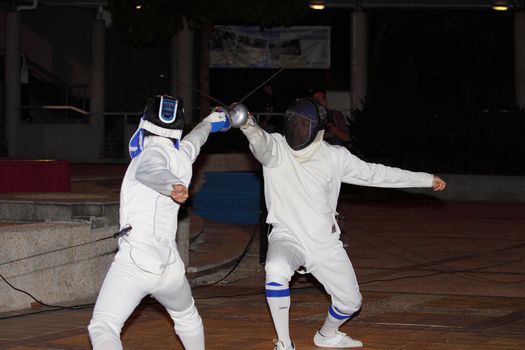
[283,98,327,150]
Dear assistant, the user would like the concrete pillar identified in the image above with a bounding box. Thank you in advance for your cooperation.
[90,17,105,158]
[5,11,21,158]
[514,11,525,109]
[175,22,194,124]
[351,10,367,111]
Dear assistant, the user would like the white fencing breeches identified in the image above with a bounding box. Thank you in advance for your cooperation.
[88,246,203,350]
[265,228,362,315]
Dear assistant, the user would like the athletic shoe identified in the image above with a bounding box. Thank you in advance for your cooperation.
[313,330,363,348]
[273,339,295,350]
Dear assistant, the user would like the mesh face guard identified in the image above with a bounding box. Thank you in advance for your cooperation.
[284,111,318,150]
[283,98,327,150]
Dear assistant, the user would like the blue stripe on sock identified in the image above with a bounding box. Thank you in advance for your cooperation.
[329,305,351,320]
[266,282,283,287]
[265,289,290,297]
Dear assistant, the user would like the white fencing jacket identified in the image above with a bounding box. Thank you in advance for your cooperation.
[118,121,211,274]
[241,118,433,258]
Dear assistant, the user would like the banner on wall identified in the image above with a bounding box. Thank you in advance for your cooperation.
[210,25,331,69]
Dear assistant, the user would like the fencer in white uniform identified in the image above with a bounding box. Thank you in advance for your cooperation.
[88,95,230,350]
[239,98,446,349]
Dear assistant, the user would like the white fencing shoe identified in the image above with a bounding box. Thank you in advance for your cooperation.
[273,339,296,350]
[313,330,363,348]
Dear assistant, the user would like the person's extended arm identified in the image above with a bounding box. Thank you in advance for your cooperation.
[179,109,229,163]
[340,150,445,190]
[179,121,211,163]
[240,116,279,167]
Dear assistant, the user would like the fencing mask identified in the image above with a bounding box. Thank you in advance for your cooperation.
[129,95,185,159]
[283,98,327,151]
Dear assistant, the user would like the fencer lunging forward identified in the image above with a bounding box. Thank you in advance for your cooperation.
[239,98,446,349]
[88,95,230,350]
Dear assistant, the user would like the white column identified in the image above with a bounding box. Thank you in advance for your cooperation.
[175,22,194,124]
[514,11,525,109]
[89,17,105,158]
[5,11,21,158]
[351,10,367,111]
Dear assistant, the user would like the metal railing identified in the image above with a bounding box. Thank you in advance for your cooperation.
[14,105,284,161]
[25,56,89,114]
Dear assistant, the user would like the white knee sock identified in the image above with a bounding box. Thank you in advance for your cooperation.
[319,305,352,336]
[178,325,205,350]
[266,281,292,348]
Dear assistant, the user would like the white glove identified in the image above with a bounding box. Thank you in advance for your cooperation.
[204,107,231,133]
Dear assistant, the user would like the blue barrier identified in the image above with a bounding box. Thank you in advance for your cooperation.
[193,171,261,225]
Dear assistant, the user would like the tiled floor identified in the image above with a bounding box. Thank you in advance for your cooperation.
[1,164,524,349]
[1,284,524,349]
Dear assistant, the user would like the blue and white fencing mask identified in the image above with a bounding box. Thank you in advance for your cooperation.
[129,95,185,159]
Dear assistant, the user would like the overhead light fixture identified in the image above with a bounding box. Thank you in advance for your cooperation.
[135,4,142,10]
[492,1,511,11]
[309,1,325,10]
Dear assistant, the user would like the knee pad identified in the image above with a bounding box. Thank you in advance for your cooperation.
[167,304,203,334]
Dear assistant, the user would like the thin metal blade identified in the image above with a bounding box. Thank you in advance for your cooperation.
[237,40,322,104]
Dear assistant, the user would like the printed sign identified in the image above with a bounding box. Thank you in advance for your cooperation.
[210,26,331,69]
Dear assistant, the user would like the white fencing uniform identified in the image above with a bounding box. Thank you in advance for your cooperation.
[241,117,433,346]
[88,121,212,350]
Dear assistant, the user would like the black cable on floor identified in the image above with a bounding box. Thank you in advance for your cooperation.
[192,223,260,288]
[0,224,258,318]
[350,220,525,285]
[0,229,123,316]
[0,235,116,267]
[0,272,95,311]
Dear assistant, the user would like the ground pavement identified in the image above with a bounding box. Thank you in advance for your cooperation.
[0,165,524,349]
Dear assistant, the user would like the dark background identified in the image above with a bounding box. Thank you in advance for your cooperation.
[207,8,525,175]
[1,5,523,174]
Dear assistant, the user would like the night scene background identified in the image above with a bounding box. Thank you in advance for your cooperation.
[210,7,521,176]
[1,2,525,344]
[0,0,524,175]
